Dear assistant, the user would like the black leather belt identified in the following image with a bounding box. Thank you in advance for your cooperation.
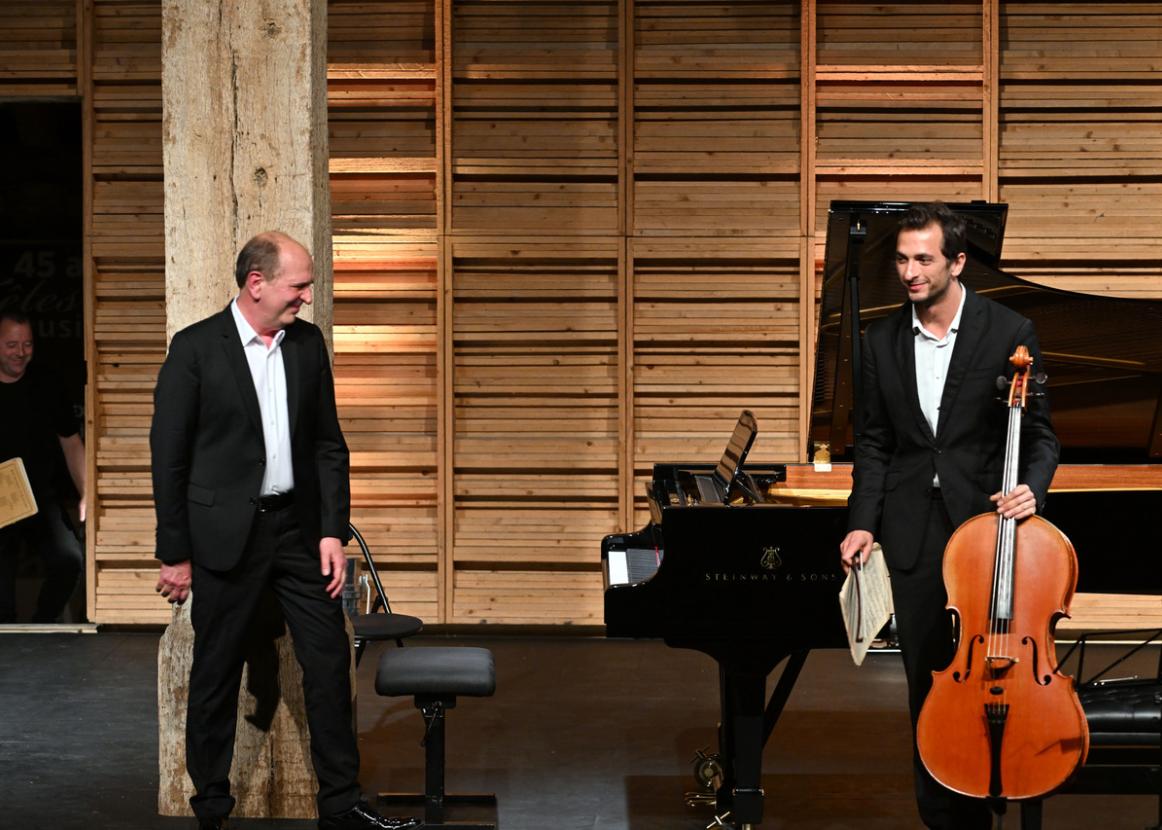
[252,491,294,512]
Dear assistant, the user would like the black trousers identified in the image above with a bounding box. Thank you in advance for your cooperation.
[889,491,991,830]
[186,505,360,820]
[0,498,83,623]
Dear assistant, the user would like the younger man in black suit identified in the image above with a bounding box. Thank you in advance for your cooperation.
[152,232,417,830]
[839,204,1059,829]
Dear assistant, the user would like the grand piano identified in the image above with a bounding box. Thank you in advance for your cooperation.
[602,200,1162,829]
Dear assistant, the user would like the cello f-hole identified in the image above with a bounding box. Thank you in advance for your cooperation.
[1020,636,1040,685]
[953,633,984,682]
[1019,635,1054,686]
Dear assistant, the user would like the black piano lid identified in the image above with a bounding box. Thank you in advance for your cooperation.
[812,200,1162,464]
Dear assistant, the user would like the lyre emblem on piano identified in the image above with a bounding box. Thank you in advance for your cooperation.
[760,547,783,571]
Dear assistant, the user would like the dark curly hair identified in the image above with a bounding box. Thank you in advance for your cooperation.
[897,202,966,262]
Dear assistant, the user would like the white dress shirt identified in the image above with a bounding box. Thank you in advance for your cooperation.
[912,281,966,485]
[231,299,294,496]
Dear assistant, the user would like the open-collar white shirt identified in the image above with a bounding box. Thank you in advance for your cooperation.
[231,298,294,496]
[912,281,966,485]
[911,280,966,436]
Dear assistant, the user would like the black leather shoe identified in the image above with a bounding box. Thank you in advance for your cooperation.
[196,819,227,830]
[318,801,419,830]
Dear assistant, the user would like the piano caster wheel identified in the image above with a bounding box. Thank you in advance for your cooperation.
[691,748,724,792]
[687,749,726,812]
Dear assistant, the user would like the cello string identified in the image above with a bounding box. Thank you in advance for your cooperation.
[1001,403,1021,696]
[1000,405,1020,659]
[990,398,1023,667]
[990,407,1010,660]
[1000,400,1022,673]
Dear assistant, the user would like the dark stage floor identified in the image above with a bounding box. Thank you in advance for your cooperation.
[0,631,1156,830]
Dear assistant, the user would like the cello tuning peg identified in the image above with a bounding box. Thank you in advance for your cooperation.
[995,375,1009,391]
[1033,372,1048,385]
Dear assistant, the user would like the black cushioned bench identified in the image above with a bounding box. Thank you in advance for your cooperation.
[1021,631,1161,830]
[376,646,497,829]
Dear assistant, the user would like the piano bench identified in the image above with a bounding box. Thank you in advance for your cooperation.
[1021,678,1162,830]
[375,646,497,830]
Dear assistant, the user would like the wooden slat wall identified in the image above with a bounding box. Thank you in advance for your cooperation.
[329,0,442,621]
[813,0,988,242]
[447,0,622,624]
[87,1,166,622]
[449,238,620,624]
[630,240,805,526]
[630,2,803,527]
[998,3,1162,295]
[451,0,619,232]
[28,0,1153,624]
[0,0,76,96]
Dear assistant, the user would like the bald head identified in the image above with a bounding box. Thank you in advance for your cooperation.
[234,231,315,336]
[234,231,308,288]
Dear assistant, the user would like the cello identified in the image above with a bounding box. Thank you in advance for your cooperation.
[916,346,1088,807]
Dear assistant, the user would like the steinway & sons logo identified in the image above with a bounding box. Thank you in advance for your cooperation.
[703,545,839,584]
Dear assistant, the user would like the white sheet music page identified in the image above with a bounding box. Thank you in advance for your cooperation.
[838,543,893,666]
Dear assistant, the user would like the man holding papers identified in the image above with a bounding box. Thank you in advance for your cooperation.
[837,203,1059,830]
[0,311,85,623]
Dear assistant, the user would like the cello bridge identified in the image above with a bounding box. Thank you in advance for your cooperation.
[985,655,1019,676]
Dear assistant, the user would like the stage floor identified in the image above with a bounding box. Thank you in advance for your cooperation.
[0,631,1155,829]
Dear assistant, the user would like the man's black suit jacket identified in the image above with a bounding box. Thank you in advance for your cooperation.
[150,306,350,571]
[847,285,1059,572]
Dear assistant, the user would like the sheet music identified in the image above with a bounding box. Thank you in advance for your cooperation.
[838,543,893,666]
[0,457,38,529]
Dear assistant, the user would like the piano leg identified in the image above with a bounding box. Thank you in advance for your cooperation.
[717,666,768,827]
[762,650,809,745]
[713,652,810,827]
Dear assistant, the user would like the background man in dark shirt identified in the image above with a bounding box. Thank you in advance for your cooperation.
[0,310,86,623]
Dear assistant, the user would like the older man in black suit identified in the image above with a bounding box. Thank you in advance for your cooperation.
[151,232,417,830]
[839,204,1060,829]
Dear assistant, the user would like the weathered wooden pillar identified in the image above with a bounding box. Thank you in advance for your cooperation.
[160,0,332,339]
[157,0,338,818]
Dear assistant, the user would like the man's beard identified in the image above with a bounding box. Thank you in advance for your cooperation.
[914,276,954,309]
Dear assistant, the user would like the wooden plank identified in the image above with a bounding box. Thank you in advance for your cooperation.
[1059,593,1162,634]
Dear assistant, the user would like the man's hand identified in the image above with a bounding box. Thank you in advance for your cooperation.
[156,560,192,605]
[59,433,86,522]
[319,536,346,599]
[840,529,875,574]
[991,483,1038,521]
